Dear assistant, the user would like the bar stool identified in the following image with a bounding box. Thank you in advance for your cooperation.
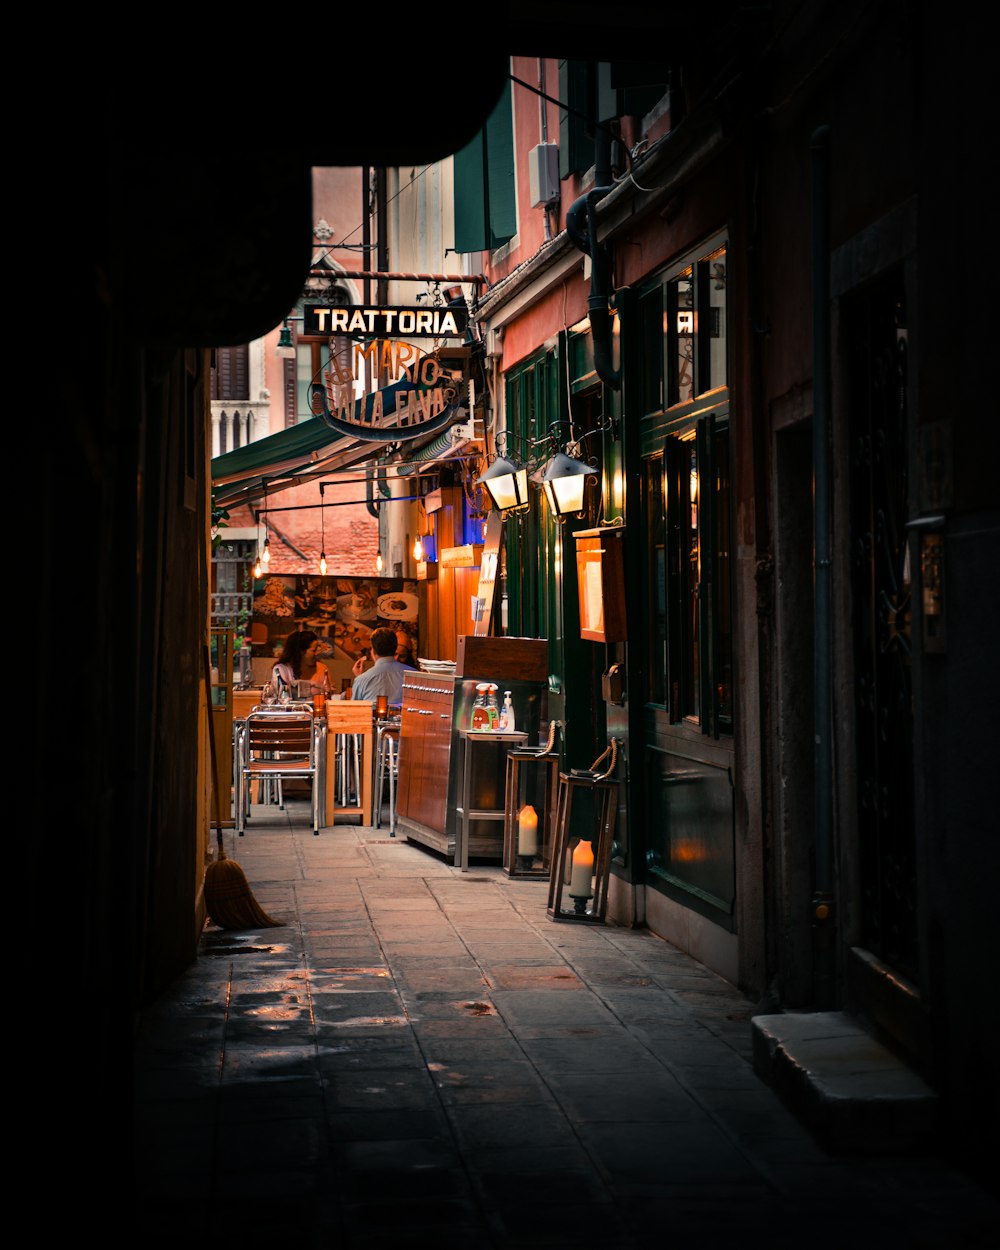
[374,721,400,835]
[336,733,363,806]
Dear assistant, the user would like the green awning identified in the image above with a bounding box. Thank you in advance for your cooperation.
[211,415,346,508]
[213,352,477,509]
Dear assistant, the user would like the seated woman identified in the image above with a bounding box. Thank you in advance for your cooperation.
[272,629,331,700]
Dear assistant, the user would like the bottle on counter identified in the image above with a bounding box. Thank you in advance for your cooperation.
[471,683,490,730]
[486,684,500,730]
[499,690,515,733]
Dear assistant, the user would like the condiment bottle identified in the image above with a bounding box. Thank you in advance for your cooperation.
[471,683,490,730]
[486,684,500,730]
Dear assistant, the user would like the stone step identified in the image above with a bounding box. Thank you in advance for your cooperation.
[751,1010,939,1154]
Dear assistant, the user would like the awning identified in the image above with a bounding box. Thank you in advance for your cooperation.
[211,415,349,509]
[211,401,470,510]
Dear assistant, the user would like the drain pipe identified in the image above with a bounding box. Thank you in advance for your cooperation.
[365,466,388,519]
[810,125,836,1009]
[566,127,621,390]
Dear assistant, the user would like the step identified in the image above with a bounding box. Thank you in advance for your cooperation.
[751,1011,939,1154]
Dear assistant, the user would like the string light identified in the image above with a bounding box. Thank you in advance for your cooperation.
[261,483,271,565]
[318,483,327,576]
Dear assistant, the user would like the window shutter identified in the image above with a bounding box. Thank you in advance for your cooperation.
[559,60,592,179]
[213,345,249,401]
[485,79,515,247]
[453,128,488,253]
[453,80,515,253]
[283,358,296,427]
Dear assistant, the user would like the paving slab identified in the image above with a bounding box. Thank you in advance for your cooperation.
[130,808,999,1246]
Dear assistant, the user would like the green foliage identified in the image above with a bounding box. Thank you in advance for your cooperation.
[211,498,230,554]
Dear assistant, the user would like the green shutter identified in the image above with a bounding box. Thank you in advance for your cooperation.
[453,127,487,254]
[485,79,515,247]
[452,80,515,253]
[559,60,592,179]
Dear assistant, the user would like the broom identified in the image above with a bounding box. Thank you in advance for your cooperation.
[202,644,283,930]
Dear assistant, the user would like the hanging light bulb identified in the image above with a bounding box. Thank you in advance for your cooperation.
[261,484,271,565]
[413,535,424,562]
[318,483,327,577]
[254,552,263,579]
[375,550,384,573]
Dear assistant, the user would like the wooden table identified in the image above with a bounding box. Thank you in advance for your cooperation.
[325,700,375,826]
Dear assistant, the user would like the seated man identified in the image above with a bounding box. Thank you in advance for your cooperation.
[351,626,413,705]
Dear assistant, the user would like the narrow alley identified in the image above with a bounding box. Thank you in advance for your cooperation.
[133,805,999,1248]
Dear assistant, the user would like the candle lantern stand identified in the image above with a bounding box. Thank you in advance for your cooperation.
[547,739,620,923]
[503,720,561,877]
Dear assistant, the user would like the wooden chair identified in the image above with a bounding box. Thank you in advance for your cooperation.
[236,709,325,836]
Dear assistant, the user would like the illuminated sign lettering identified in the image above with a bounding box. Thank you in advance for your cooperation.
[313,337,466,443]
[303,303,468,339]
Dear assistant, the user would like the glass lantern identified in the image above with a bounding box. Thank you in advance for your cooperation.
[502,722,561,878]
[547,741,619,923]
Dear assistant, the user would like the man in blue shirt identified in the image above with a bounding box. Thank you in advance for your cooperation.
[351,627,413,704]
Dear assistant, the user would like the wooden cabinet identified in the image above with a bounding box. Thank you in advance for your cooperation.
[396,673,455,852]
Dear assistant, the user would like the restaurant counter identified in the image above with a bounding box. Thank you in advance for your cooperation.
[395,636,548,864]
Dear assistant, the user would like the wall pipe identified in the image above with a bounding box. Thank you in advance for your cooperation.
[565,126,621,391]
[810,124,836,1009]
[309,269,488,288]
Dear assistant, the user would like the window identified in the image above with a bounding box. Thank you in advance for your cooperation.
[453,79,516,253]
[641,239,732,738]
[212,345,249,401]
[669,248,727,402]
[290,286,353,426]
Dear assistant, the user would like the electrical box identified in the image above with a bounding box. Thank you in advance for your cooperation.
[529,143,560,207]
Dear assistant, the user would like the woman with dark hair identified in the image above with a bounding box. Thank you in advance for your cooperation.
[272,629,330,698]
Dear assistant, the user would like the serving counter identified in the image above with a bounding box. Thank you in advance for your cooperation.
[395,636,548,864]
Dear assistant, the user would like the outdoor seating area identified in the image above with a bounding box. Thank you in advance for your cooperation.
[234,705,326,836]
[231,692,402,837]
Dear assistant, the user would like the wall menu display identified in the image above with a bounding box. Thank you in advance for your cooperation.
[574,527,627,643]
[473,513,503,636]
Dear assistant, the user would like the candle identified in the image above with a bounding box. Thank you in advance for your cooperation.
[517,804,538,855]
[569,839,594,898]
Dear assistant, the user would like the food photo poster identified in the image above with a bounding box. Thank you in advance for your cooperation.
[252,575,419,670]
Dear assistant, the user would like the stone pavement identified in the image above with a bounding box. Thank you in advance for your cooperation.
[132,804,999,1248]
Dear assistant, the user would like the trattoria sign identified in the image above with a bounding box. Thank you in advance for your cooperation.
[313,337,465,443]
[303,303,468,339]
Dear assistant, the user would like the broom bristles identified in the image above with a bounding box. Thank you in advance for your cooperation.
[205,857,283,930]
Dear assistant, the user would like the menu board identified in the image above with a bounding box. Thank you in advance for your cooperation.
[473,513,503,636]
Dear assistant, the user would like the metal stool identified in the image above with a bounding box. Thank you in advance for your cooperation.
[334,733,363,806]
[374,723,400,835]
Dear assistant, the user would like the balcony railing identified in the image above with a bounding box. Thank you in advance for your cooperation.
[211,591,253,625]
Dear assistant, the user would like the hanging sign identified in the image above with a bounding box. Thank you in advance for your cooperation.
[312,336,466,443]
[303,303,468,339]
